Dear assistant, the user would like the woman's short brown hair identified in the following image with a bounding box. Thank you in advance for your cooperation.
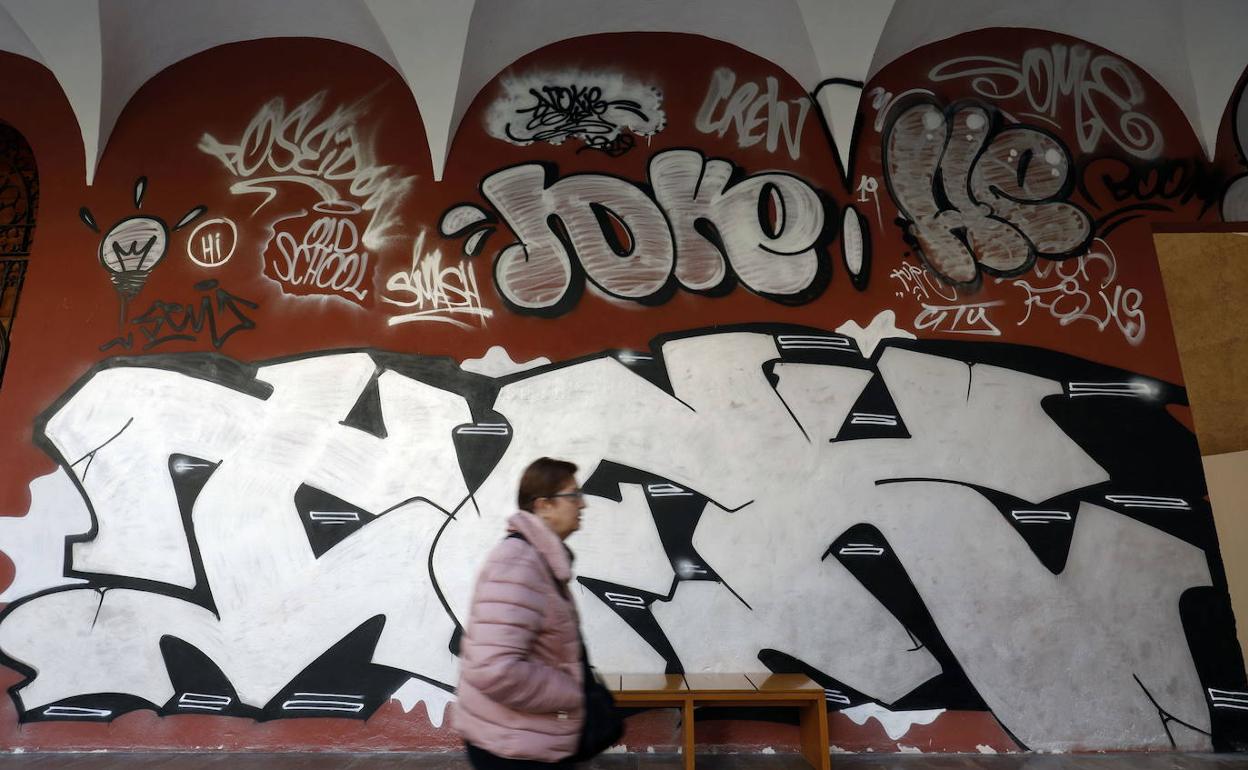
[517,457,578,512]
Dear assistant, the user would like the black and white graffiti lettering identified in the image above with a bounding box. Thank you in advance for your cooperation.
[0,326,1236,752]
[927,44,1163,160]
[486,71,664,156]
[694,67,811,160]
[883,99,1093,285]
[649,150,826,296]
[198,91,414,252]
[483,161,673,309]
[451,149,831,314]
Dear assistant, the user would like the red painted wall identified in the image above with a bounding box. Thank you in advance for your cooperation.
[0,29,1242,754]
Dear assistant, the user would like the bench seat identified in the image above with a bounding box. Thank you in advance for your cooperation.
[602,672,830,769]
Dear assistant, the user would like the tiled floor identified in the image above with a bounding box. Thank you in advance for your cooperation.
[0,753,1246,769]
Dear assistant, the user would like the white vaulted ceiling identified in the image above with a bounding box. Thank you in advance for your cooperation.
[0,0,1245,183]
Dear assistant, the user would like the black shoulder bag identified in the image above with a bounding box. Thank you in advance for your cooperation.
[506,532,625,761]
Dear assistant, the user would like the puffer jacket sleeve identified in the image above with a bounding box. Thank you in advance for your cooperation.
[460,543,583,713]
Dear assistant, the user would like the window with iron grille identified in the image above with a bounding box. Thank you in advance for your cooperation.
[0,121,36,389]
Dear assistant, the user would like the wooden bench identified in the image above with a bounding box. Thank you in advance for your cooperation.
[602,672,830,770]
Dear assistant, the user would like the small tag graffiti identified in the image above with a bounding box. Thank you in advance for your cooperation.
[186,217,238,268]
[913,300,1005,336]
[267,202,371,304]
[486,70,665,155]
[1007,238,1146,345]
[889,240,1147,345]
[381,231,491,330]
[890,259,959,303]
[100,280,258,352]
[695,67,811,160]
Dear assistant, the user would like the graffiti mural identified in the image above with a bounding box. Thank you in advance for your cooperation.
[0,326,1241,753]
[882,99,1093,286]
[1,22,1248,756]
[446,149,834,315]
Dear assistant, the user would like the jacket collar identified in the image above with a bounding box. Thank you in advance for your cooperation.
[507,510,573,583]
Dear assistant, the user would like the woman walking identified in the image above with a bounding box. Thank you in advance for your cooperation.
[453,457,608,768]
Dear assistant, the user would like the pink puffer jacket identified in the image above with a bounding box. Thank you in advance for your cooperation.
[453,511,585,761]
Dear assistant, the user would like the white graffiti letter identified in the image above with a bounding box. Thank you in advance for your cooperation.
[649,149,825,297]
[483,164,673,307]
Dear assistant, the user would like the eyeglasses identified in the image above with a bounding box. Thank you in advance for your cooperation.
[545,489,584,501]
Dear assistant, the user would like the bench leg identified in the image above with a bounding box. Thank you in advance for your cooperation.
[798,700,830,770]
[682,699,696,770]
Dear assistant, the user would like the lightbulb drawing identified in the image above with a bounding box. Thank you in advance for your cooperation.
[98,216,168,299]
[79,177,206,329]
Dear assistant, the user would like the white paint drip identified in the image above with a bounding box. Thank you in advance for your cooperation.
[977,744,999,753]
[389,677,454,728]
[840,703,946,740]
[898,745,923,753]
[460,346,551,377]
[0,469,91,602]
[836,310,916,358]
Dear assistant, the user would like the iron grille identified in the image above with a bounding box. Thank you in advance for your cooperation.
[0,122,37,390]
[0,258,26,384]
